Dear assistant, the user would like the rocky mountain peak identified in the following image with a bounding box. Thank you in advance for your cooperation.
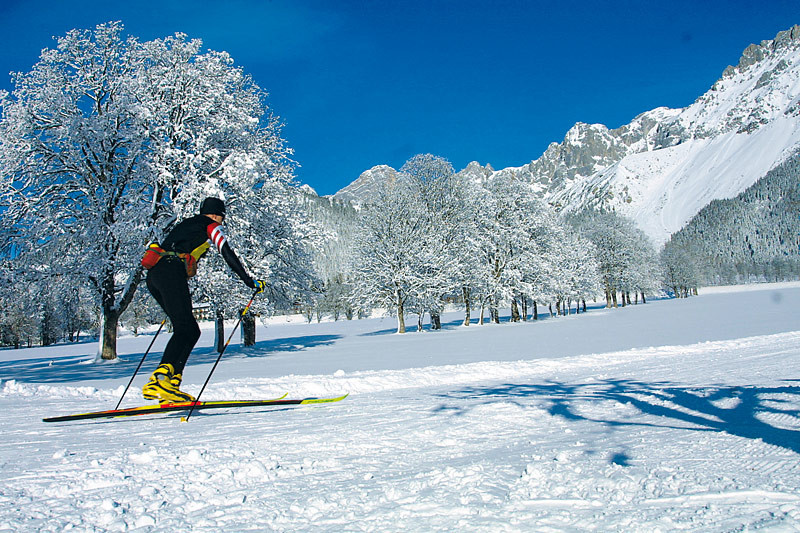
[332,165,398,205]
[458,161,494,184]
[331,26,800,245]
[727,24,800,75]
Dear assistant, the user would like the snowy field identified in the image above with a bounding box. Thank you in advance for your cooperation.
[1,282,799,531]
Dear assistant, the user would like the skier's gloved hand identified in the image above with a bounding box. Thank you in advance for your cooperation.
[253,279,267,295]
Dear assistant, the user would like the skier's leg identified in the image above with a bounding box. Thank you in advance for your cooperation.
[151,260,201,375]
[142,260,200,402]
[145,271,167,313]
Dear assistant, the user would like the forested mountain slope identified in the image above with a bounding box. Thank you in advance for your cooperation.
[663,153,800,284]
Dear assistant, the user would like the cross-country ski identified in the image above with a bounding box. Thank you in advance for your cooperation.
[42,394,349,423]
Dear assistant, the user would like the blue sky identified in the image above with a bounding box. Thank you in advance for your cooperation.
[0,1,797,195]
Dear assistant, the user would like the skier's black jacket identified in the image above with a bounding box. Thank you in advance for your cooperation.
[161,214,255,287]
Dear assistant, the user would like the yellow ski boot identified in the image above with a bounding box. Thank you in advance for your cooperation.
[142,364,196,403]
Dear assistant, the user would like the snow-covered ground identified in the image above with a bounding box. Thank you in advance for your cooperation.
[1,282,799,531]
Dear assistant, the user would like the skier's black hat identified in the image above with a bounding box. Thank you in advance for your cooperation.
[200,197,226,218]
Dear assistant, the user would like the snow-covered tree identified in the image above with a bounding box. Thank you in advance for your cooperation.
[544,225,602,314]
[400,154,466,330]
[350,175,441,333]
[569,211,659,307]
[120,287,162,336]
[0,258,97,347]
[660,245,701,298]
[303,194,359,321]
[0,23,294,358]
[0,262,39,348]
[472,174,553,323]
[349,154,472,333]
[454,178,490,326]
[619,229,661,304]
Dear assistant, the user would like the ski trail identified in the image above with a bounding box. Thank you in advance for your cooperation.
[1,288,799,530]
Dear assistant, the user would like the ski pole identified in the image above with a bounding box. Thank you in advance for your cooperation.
[181,290,259,423]
[114,318,167,410]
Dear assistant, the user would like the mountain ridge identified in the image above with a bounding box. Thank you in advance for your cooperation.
[332,25,800,245]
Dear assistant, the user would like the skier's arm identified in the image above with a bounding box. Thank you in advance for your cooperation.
[220,242,255,287]
[207,223,256,288]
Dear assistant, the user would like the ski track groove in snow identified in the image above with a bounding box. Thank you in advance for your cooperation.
[0,284,799,531]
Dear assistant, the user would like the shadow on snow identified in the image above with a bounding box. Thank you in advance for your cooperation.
[435,379,800,456]
[0,334,341,384]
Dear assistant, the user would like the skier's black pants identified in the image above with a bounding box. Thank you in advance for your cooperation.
[146,257,200,376]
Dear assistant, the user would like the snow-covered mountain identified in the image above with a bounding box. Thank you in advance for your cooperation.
[549,24,800,244]
[332,164,399,206]
[333,25,800,245]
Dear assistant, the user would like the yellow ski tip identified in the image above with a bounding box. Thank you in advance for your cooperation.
[299,393,349,405]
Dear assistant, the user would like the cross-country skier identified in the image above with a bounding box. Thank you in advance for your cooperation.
[141,197,266,403]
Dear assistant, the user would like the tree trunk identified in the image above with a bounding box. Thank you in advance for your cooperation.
[430,312,441,330]
[215,309,225,353]
[98,267,143,360]
[99,311,120,360]
[533,300,538,320]
[397,306,406,333]
[417,311,424,332]
[463,287,471,326]
[396,289,406,333]
[241,311,256,346]
[521,297,528,321]
[40,308,56,346]
[511,298,520,322]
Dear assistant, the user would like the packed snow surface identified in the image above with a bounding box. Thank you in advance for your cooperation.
[1,283,799,531]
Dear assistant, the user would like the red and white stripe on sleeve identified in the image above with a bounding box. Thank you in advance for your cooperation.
[206,222,228,253]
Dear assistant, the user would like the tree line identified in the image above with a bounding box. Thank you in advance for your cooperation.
[310,154,661,334]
